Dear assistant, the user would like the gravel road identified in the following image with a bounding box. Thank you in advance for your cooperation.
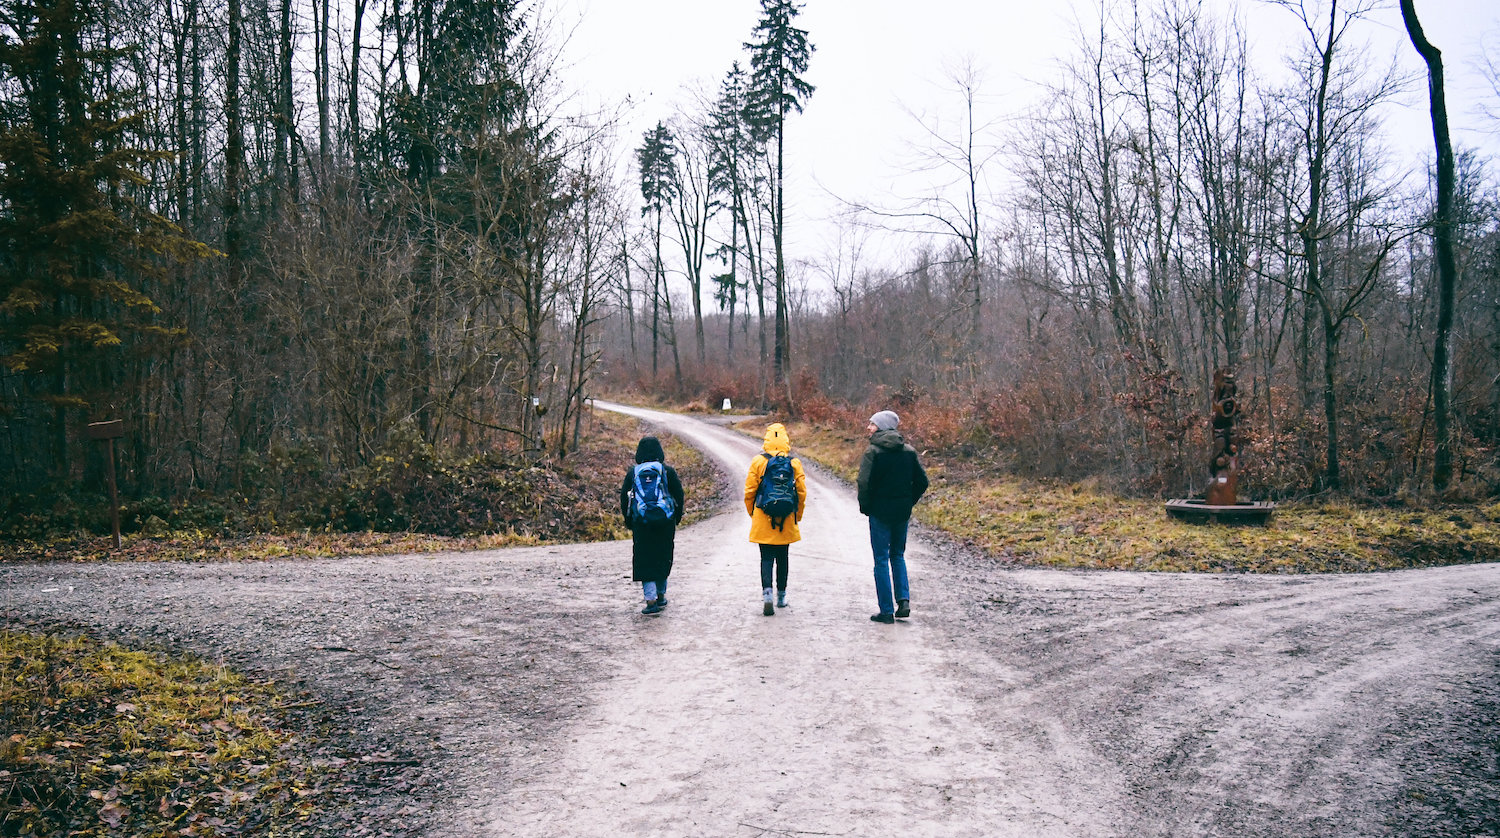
[3,402,1498,836]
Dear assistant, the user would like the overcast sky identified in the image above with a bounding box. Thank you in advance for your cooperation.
[554,0,1500,278]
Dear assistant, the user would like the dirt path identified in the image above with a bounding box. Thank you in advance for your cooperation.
[493,402,1122,836]
[3,403,1499,836]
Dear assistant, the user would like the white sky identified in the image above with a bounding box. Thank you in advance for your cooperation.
[554,0,1500,278]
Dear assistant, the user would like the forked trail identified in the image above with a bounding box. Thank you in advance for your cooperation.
[2,403,1496,836]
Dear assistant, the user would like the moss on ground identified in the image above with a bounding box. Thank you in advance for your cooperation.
[0,628,321,836]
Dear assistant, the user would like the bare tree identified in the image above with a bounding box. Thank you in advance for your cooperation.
[847,58,998,383]
[1269,0,1406,490]
[556,134,622,454]
[665,115,718,368]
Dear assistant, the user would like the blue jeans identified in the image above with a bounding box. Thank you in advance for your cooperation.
[869,516,910,615]
[642,579,668,602]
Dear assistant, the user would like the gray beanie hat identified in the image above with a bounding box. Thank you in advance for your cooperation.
[869,410,900,431]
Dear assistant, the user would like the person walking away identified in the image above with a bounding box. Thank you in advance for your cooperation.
[857,410,928,624]
[620,436,685,615]
[744,423,808,616]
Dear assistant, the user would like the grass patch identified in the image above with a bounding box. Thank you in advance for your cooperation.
[0,530,546,564]
[653,430,728,526]
[921,482,1500,573]
[0,627,320,836]
[763,417,1500,574]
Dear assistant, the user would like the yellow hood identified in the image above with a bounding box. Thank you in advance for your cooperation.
[762,423,791,456]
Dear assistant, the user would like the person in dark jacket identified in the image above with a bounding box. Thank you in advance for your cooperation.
[619,436,685,615]
[856,410,929,623]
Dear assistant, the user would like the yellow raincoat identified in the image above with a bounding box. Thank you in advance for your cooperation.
[744,423,808,545]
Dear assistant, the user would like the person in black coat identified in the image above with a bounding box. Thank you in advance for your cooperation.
[856,410,929,623]
[619,436,685,615]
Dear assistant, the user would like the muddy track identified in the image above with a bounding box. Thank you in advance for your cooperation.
[3,402,1497,836]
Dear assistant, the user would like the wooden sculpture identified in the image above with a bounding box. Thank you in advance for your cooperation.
[1205,368,1238,506]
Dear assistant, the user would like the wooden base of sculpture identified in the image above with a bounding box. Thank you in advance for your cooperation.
[1164,498,1275,525]
[1204,473,1238,506]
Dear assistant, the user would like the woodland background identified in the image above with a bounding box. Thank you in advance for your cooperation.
[2,0,1498,539]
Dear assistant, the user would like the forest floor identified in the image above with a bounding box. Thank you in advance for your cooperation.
[771,417,1500,573]
[2,402,1499,836]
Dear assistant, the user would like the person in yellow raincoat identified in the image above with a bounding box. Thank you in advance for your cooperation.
[743,423,808,616]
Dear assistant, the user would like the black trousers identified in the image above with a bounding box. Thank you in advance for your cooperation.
[758,543,789,590]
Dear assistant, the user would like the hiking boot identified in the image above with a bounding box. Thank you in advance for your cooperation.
[656,597,669,608]
[870,613,895,624]
[641,599,663,615]
[776,591,788,609]
[763,601,776,616]
[895,599,910,618]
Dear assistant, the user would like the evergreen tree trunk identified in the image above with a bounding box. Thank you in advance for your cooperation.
[773,121,791,404]
[652,209,662,378]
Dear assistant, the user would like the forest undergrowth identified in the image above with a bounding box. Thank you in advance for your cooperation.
[0,412,722,564]
[752,405,1500,575]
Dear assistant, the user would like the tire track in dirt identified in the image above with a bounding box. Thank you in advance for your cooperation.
[928,563,1500,837]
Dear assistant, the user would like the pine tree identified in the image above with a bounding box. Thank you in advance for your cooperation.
[743,0,813,397]
[707,62,759,368]
[636,121,678,381]
[0,0,209,481]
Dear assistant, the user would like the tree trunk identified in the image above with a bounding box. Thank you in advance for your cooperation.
[349,0,367,169]
[620,219,637,364]
[651,209,662,378]
[277,0,296,199]
[1400,0,1460,493]
[317,0,331,162]
[224,0,243,260]
[1320,301,1341,489]
[773,120,792,407]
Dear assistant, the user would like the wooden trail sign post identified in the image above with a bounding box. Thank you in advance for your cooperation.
[86,420,124,548]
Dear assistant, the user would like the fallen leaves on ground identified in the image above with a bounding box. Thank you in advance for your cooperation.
[0,628,325,837]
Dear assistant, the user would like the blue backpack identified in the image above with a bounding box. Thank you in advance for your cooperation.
[755,454,797,529]
[631,462,675,524]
